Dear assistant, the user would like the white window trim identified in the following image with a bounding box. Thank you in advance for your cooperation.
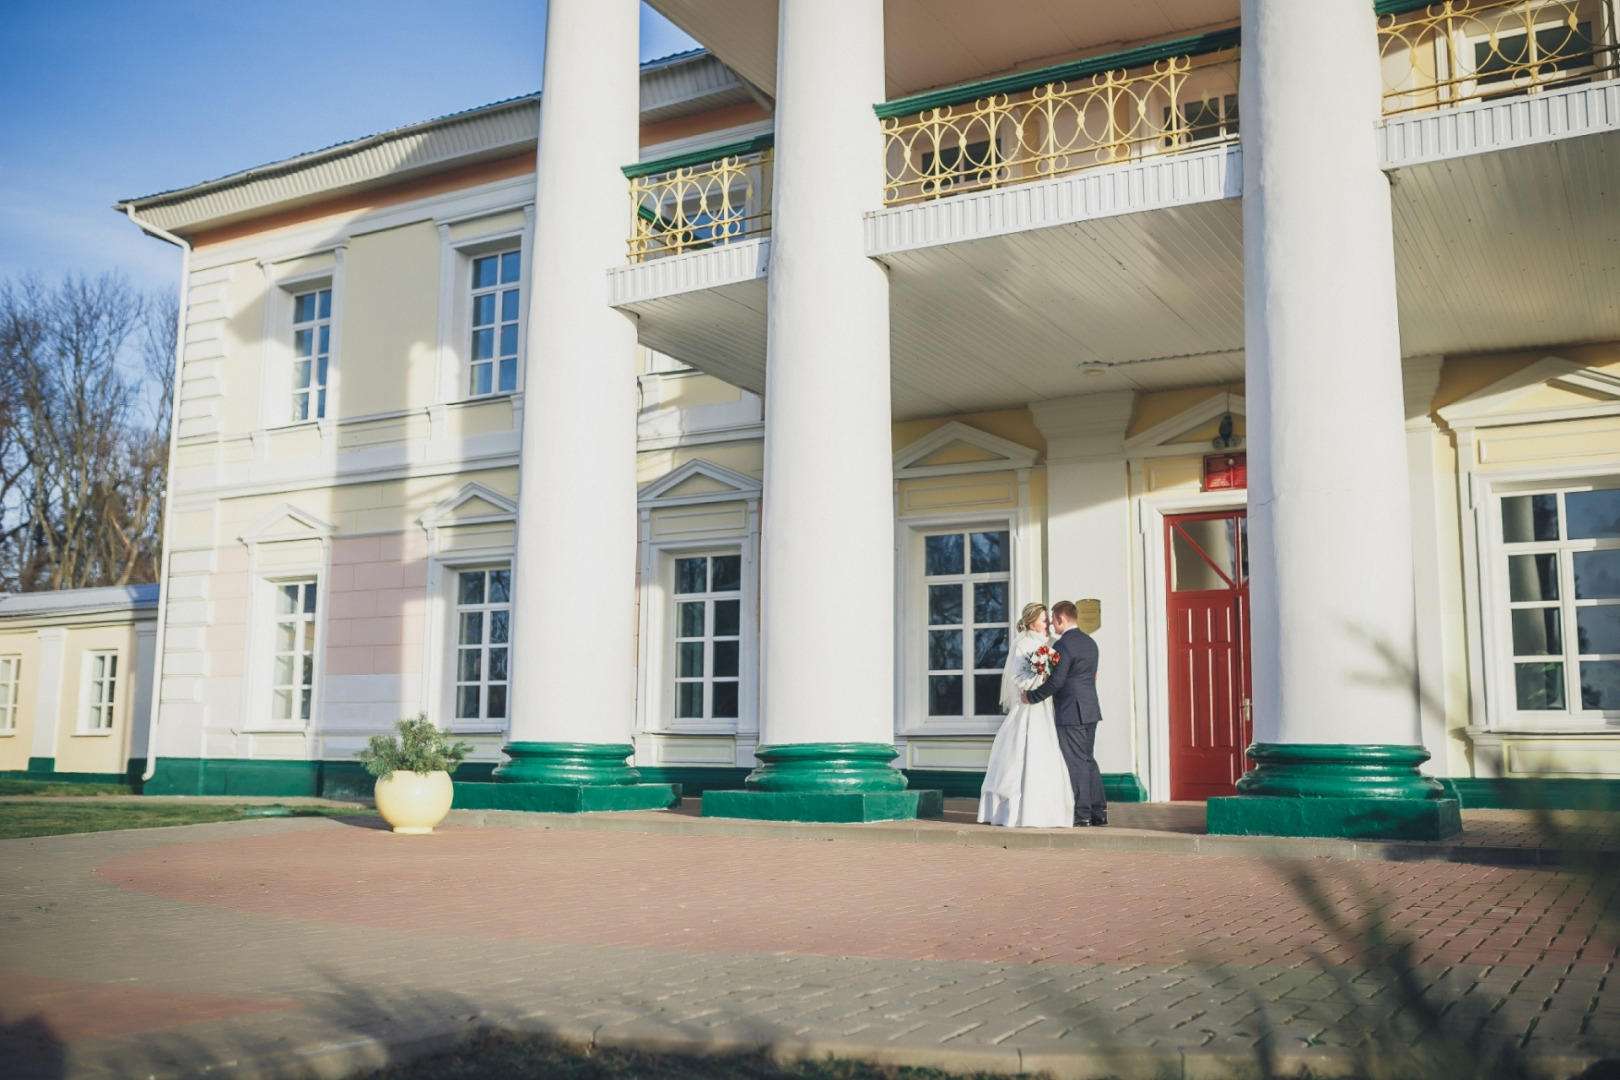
[1476,470,1620,731]
[896,512,1026,737]
[434,213,533,408]
[635,460,761,751]
[77,650,120,735]
[257,247,346,436]
[418,482,519,735]
[0,654,18,734]
[664,548,748,731]
[238,505,333,734]
[1129,480,1250,803]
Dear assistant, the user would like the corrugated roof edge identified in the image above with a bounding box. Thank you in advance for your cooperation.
[0,583,161,619]
[118,48,724,209]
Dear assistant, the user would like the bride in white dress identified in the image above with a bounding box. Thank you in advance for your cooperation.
[977,602,1076,827]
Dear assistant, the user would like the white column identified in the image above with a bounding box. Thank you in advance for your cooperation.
[1240,0,1421,747]
[508,0,640,748]
[30,628,67,765]
[758,0,892,748]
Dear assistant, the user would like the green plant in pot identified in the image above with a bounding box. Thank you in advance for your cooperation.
[356,715,474,834]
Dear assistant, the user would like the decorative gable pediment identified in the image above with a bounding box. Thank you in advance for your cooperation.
[1438,356,1620,427]
[240,504,334,544]
[419,483,517,529]
[1122,393,1246,457]
[893,421,1040,478]
[639,458,761,508]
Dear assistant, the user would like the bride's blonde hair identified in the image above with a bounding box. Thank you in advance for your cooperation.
[1016,602,1049,634]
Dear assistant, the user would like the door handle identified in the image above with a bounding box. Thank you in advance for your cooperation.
[1240,698,1252,725]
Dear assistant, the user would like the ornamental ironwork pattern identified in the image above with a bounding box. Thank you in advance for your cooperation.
[628,149,773,263]
[880,51,1240,206]
[1378,0,1617,114]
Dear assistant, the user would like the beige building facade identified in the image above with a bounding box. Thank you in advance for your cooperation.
[116,3,1620,809]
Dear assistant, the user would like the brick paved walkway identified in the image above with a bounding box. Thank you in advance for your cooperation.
[3,814,1617,1080]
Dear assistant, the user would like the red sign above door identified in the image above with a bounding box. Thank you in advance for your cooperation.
[1204,453,1247,492]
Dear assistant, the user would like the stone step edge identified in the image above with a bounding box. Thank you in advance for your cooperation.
[440,808,1600,867]
[66,1009,1607,1080]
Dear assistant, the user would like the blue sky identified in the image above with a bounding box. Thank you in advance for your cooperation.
[0,1,698,295]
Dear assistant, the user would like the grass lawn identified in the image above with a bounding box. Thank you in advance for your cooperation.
[355,1031,1016,1080]
[0,801,376,839]
[0,778,133,796]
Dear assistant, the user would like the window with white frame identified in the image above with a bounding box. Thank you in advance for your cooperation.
[0,655,19,731]
[455,567,511,723]
[290,287,331,421]
[1499,483,1620,718]
[270,581,318,723]
[923,529,1011,718]
[672,553,741,721]
[83,651,118,731]
[469,250,521,396]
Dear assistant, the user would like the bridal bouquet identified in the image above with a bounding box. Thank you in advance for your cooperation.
[1013,644,1060,691]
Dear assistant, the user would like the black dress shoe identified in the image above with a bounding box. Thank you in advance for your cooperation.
[1091,812,1109,827]
[1072,818,1091,827]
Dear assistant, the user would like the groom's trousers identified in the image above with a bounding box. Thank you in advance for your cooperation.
[1057,722,1107,820]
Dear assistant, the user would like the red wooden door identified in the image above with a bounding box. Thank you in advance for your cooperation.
[1166,511,1252,800]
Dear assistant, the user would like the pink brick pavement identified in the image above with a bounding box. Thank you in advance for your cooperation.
[98,825,1615,970]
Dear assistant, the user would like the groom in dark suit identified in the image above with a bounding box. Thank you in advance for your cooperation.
[1021,599,1107,826]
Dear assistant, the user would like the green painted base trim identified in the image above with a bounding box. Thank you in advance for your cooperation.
[26,757,54,773]
[633,766,751,797]
[702,789,942,823]
[1237,743,1445,800]
[2,761,145,788]
[745,743,908,793]
[901,769,1148,803]
[143,757,494,798]
[452,781,680,814]
[493,742,641,786]
[1439,777,1620,812]
[1208,795,1462,841]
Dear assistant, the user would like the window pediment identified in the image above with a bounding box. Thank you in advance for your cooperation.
[893,421,1039,478]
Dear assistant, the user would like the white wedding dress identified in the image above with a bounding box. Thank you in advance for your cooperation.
[977,631,1076,827]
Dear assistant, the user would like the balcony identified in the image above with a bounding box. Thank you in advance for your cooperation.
[625,135,773,263]
[878,29,1241,207]
[1378,0,1617,116]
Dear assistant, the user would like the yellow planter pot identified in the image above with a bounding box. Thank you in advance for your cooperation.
[373,770,453,834]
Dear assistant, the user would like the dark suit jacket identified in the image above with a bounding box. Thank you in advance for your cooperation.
[1024,627,1102,727]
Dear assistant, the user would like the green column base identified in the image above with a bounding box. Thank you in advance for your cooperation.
[452,780,680,813]
[743,742,910,792]
[704,743,936,822]
[1211,743,1462,841]
[1207,794,1461,841]
[703,789,943,823]
[492,742,642,785]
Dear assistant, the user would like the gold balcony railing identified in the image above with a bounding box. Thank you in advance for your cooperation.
[878,30,1241,207]
[1378,0,1618,115]
[626,137,773,263]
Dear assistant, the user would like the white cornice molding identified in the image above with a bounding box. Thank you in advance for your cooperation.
[608,237,770,306]
[1437,356,1620,428]
[865,142,1239,257]
[239,504,335,545]
[1121,393,1245,453]
[1030,391,1137,463]
[1381,80,1620,170]
[893,420,1040,478]
[418,482,518,529]
[638,457,761,508]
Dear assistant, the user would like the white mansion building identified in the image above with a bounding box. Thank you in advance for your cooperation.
[95,0,1620,832]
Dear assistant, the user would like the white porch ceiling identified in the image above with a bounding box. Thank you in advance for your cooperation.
[646,0,1239,102]
[1392,129,1620,358]
[614,109,1620,421]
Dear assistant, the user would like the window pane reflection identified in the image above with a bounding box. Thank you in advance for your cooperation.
[1511,608,1562,656]
[1573,550,1620,599]
[925,534,963,576]
[1580,661,1620,710]
[1508,554,1559,602]
[1515,662,1565,710]
[1567,488,1620,539]
[1502,494,1560,542]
